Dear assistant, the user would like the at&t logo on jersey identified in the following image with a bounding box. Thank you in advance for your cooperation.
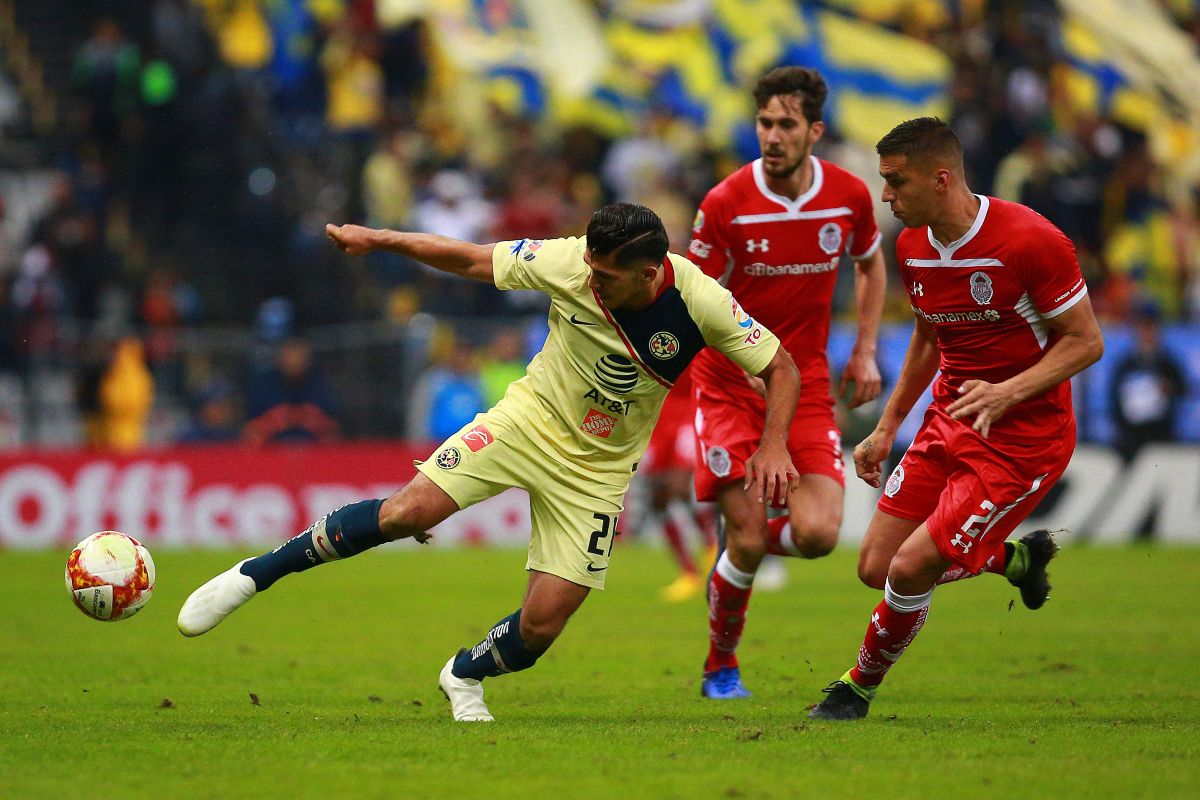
[746,238,770,253]
[593,354,639,394]
[689,239,712,259]
[579,409,618,438]
[436,447,461,469]
[969,271,993,305]
[817,222,843,255]
[648,331,680,360]
[582,388,635,415]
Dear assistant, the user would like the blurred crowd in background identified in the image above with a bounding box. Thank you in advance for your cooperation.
[0,0,1197,453]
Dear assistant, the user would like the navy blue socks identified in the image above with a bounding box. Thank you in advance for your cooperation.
[239,499,387,591]
[452,609,547,681]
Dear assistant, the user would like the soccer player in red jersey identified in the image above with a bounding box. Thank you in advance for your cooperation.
[687,67,888,698]
[809,118,1104,720]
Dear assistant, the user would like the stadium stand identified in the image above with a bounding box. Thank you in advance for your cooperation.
[0,0,1197,450]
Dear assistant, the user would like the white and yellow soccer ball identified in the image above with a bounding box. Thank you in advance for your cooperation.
[65,531,156,621]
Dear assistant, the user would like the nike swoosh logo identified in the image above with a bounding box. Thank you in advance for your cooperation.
[585,563,607,572]
[570,314,597,326]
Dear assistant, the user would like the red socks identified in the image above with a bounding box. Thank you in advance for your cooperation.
[705,552,754,673]
[764,517,798,557]
[849,580,932,689]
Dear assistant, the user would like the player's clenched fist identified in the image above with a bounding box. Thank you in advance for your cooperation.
[852,428,894,488]
[326,223,377,256]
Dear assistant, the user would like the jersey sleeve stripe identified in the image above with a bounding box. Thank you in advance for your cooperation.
[1014,291,1049,350]
[850,230,883,260]
[1041,283,1088,319]
[590,289,674,389]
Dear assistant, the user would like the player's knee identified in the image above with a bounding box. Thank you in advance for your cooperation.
[857,559,888,590]
[725,523,767,567]
[787,516,839,559]
[886,553,938,595]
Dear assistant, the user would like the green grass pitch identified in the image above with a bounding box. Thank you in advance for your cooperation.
[3,544,1198,798]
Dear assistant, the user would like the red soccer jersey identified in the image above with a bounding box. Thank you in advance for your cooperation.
[687,156,881,407]
[898,195,1089,441]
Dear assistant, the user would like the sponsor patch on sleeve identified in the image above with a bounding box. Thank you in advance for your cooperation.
[462,424,493,452]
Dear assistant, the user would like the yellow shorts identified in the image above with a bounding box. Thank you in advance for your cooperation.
[416,413,627,589]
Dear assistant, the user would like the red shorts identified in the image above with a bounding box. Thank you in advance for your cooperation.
[692,387,844,504]
[877,406,1073,572]
[642,388,696,475]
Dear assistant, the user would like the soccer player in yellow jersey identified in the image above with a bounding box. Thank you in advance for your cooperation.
[177,203,801,722]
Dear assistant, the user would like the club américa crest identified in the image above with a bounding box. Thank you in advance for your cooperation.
[648,331,680,360]
[969,271,993,305]
[435,447,461,469]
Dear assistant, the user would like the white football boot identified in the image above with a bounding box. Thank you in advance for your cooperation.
[438,654,494,722]
[177,558,258,637]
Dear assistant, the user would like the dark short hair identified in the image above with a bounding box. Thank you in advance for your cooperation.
[586,203,669,269]
[876,117,963,166]
[753,66,827,123]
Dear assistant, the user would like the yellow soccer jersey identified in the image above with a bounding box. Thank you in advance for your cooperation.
[486,236,780,481]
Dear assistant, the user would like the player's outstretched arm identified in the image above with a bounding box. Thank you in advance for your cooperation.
[948,296,1103,438]
[839,248,886,408]
[854,317,939,487]
[744,346,801,503]
[325,224,496,284]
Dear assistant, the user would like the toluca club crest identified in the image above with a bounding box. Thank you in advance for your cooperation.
[884,464,905,498]
[649,331,680,360]
[969,271,994,305]
[818,222,843,255]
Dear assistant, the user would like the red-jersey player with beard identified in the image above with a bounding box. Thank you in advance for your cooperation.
[808,118,1104,721]
[687,67,888,699]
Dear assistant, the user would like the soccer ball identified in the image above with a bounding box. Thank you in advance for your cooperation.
[65,531,156,621]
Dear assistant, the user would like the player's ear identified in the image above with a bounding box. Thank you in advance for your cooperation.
[933,167,952,192]
[641,263,659,283]
[808,120,825,144]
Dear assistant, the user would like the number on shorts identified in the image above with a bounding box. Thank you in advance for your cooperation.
[960,500,997,538]
[587,512,617,557]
